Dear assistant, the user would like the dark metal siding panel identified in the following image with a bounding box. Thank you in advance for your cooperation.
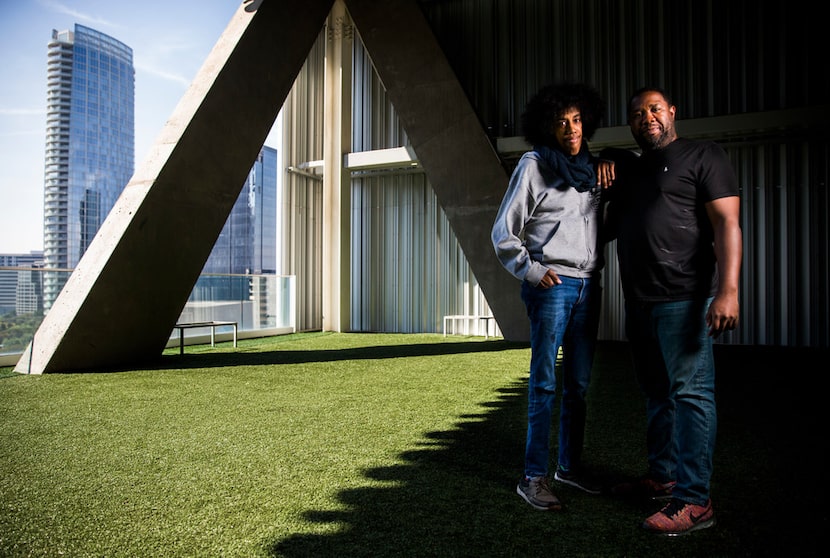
[726,139,830,348]
[418,0,826,130]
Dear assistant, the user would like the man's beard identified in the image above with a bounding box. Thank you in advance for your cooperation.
[636,127,674,151]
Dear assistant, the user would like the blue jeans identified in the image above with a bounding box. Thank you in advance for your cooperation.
[625,297,716,505]
[520,275,601,478]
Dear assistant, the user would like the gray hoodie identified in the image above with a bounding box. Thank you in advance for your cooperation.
[491,150,604,286]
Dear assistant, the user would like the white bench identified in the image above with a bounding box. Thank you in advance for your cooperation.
[173,321,238,354]
[442,315,495,339]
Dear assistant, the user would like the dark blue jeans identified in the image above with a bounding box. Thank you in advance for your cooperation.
[520,275,601,478]
[625,297,717,505]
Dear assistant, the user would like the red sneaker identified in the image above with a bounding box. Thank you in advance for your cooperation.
[642,498,716,536]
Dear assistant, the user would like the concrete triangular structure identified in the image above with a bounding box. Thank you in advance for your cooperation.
[16,0,526,374]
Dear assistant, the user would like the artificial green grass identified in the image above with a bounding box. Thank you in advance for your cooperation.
[0,332,823,557]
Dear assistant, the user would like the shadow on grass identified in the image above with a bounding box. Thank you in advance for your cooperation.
[263,341,825,558]
[156,339,531,370]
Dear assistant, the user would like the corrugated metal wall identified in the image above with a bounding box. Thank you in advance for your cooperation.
[419,0,825,127]
[350,171,493,333]
[280,32,326,333]
[280,0,829,347]
[730,139,829,347]
[349,37,494,335]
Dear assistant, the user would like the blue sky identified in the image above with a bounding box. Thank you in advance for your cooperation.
[0,1,280,253]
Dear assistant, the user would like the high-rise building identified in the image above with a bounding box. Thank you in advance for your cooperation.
[0,252,44,316]
[42,25,134,311]
[250,146,278,276]
[203,146,278,276]
[16,267,44,316]
[194,146,278,302]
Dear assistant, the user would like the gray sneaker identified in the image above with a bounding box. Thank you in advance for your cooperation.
[516,476,562,511]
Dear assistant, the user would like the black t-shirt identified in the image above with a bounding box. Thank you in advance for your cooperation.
[602,138,739,302]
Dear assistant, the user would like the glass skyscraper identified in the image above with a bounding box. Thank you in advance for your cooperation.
[203,146,278,276]
[42,25,134,311]
[250,146,278,276]
[193,147,278,302]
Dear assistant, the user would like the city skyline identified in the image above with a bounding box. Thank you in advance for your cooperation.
[0,1,280,254]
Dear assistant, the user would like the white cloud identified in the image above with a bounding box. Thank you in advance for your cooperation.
[134,60,192,88]
[39,0,121,30]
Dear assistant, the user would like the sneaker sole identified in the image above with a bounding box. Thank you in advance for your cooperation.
[647,516,716,537]
[516,484,562,511]
[553,472,602,495]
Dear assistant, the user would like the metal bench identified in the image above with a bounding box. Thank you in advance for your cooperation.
[442,315,495,339]
[173,321,238,354]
